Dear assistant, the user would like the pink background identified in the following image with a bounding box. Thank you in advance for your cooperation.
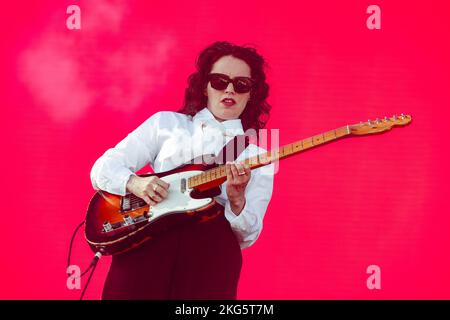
[1,1,449,299]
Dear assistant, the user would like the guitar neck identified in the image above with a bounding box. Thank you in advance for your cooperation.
[188,125,351,190]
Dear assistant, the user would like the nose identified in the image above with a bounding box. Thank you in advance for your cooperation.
[224,82,235,94]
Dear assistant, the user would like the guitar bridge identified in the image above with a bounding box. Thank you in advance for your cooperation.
[123,215,134,226]
[103,221,113,232]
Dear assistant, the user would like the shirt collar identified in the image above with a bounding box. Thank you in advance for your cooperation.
[193,107,244,136]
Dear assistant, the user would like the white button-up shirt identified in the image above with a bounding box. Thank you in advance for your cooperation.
[90,107,274,249]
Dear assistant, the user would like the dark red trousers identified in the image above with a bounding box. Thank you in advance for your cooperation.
[101,206,242,300]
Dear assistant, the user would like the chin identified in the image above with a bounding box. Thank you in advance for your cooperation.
[210,104,243,121]
[221,111,241,121]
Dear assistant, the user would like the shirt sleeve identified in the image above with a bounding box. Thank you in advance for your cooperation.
[224,160,275,250]
[90,112,162,196]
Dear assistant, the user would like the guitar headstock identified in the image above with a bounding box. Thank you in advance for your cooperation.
[349,114,412,135]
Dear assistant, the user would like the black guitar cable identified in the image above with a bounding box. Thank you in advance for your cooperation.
[67,220,102,300]
[79,251,102,300]
[67,220,85,269]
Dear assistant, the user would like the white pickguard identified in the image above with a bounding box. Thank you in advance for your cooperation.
[147,170,213,221]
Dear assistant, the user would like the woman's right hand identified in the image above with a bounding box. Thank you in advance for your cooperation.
[126,175,170,206]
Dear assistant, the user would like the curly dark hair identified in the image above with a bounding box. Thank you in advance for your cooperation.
[178,41,271,131]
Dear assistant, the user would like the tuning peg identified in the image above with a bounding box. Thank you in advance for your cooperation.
[393,115,398,120]
[384,116,389,121]
[375,118,380,123]
[400,113,405,118]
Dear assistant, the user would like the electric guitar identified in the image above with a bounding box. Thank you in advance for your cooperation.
[84,114,412,255]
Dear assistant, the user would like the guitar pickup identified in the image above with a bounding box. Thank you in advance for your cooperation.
[121,196,131,212]
[133,214,148,223]
[181,178,186,193]
[121,194,147,212]
[103,221,123,233]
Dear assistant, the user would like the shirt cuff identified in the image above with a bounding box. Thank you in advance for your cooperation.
[224,199,250,233]
[100,168,135,196]
[119,172,137,196]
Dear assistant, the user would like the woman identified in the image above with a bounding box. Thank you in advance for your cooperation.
[90,41,274,299]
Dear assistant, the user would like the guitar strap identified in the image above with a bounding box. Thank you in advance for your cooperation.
[198,134,251,223]
[215,134,250,165]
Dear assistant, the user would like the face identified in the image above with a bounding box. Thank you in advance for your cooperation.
[205,55,252,122]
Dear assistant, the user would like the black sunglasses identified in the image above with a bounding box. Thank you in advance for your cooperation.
[207,73,255,94]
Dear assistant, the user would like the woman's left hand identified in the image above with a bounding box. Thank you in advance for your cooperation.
[225,161,251,215]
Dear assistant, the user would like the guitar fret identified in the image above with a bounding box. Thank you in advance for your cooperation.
[259,152,269,164]
[284,144,293,156]
[335,126,348,138]
[303,138,313,149]
[293,141,302,151]
[269,150,276,161]
[312,134,324,145]
[247,156,256,168]
[324,130,336,142]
